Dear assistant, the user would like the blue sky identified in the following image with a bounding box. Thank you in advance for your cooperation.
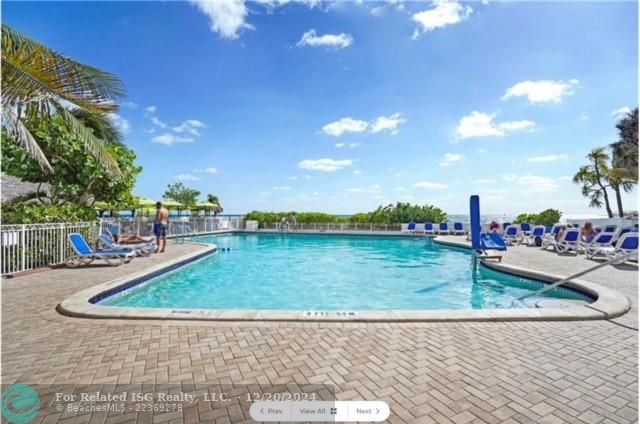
[4,0,638,215]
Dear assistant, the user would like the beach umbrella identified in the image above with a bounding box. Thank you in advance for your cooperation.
[194,201,219,216]
[93,201,111,210]
[161,199,183,209]
[132,196,156,208]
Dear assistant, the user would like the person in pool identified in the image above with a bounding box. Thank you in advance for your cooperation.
[154,201,169,253]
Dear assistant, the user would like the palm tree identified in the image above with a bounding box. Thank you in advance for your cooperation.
[607,168,636,217]
[573,148,614,217]
[611,108,638,179]
[206,194,223,215]
[1,25,125,175]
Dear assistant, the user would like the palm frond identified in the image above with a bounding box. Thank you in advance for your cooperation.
[57,105,122,177]
[1,25,125,113]
[2,107,53,173]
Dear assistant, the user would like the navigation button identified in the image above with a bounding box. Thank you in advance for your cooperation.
[249,401,291,421]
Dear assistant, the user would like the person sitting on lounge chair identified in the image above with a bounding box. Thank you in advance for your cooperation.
[489,221,500,233]
[581,221,597,243]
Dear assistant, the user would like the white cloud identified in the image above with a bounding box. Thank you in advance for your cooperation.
[145,106,157,113]
[348,142,361,148]
[438,153,463,167]
[175,174,201,181]
[497,120,536,132]
[297,29,353,49]
[298,158,353,172]
[106,113,130,134]
[173,119,207,136]
[455,111,535,140]
[526,154,568,163]
[502,174,558,192]
[121,101,138,109]
[478,148,487,153]
[395,186,406,191]
[189,0,253,39]
[272,186,292,191]
[412,0,473,39]
[152,133,195,146]
[322,118,369,137]
[145,128,155,134]
[516,175,558,192]
[502,79,579,104]
[193,167,218,174]
[151,116,168,129]
[335,143,346,148]
[414,181,449,189]
[353,169,363,175]
[611,106,632,120]
[287,176,298,180]
[370,112,405,135]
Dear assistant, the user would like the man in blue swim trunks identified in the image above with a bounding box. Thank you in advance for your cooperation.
[154,201,169,253]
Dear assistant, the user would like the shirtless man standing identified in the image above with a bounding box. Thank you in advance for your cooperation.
[154,201,169,253]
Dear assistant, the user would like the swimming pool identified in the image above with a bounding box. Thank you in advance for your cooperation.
[98,233,592,311]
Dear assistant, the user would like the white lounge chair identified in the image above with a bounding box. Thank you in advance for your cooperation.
[67,233,135,267]
[541,224,565,249]
[503,225,520,245]
[549,228,581,254]
[453,222,465,235]
[424,223,435,236]
[587,232,638,264]
[523,225,546,246]
[583,232,616,259]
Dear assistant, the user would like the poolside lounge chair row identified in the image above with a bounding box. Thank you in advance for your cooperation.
[66,233,156,267]
[542,228,638,264]
[404,222,466,235]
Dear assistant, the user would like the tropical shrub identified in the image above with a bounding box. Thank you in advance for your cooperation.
[1,203,97,224]
[1,117,141,207]
[513,209,562,226]
[245,202,448,227]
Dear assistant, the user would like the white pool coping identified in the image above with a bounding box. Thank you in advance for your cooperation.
[58,236,632,323]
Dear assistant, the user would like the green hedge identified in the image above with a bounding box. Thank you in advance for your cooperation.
[513,209,562,226]
[0,203,98,224]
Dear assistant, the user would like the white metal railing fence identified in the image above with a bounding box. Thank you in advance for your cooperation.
[99,215,245,238]
[1,222,98,276]
[263,222,404,232]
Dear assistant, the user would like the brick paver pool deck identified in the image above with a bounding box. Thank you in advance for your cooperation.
[2,237,638,423]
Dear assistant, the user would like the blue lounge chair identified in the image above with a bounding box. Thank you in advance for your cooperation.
[520,223,533,237]
[503,225,520,245]
[67,233,135,267]
[407,222,416,234]
[453,222,465,235]
[541,224,565,249]
[524,225,546,246]
[424,222,435,236]
[588,232,638,264]
[615,227,636,241]
[99,233,155,257]
[603,224,618,234]
[438,222,450,235]
[549,228,581,254]
[501,222,511,234]
[480,233,507,251]
[584,232,616,259]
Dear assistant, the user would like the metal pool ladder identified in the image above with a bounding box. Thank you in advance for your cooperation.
[514,251,636,306]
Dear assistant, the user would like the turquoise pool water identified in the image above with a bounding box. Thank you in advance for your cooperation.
[100,234,592,310]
